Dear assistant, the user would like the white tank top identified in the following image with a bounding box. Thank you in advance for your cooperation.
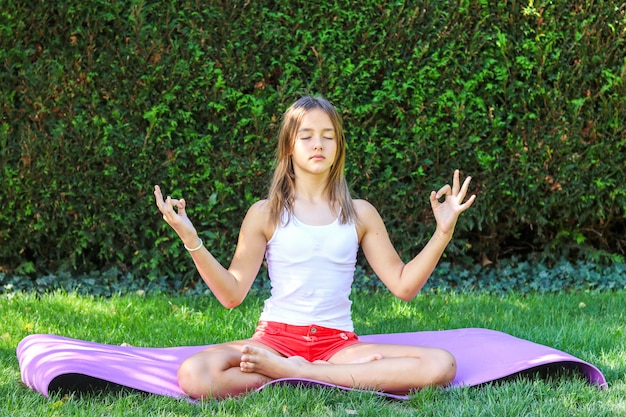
[259,211,359,332]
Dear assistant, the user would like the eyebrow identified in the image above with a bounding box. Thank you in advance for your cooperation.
[297,128,335,133]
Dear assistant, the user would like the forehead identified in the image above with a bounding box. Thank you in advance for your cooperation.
[298,108,334,131]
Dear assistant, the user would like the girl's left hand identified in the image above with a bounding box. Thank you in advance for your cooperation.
[429,170,476,236]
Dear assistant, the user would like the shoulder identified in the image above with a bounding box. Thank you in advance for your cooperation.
[352,199,385,240]
[242,199,275,241]
[353,198,380,218]
[248,199,270,214]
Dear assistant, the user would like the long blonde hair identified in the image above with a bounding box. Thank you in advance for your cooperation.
[267,96,356,226]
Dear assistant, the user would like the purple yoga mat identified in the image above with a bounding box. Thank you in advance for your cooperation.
[17,328,607,401]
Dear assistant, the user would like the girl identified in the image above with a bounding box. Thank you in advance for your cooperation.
[154,95,476,399]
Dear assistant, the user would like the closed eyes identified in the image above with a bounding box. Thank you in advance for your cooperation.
[298,136,335,140]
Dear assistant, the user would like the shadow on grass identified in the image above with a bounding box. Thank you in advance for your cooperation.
[48,373,149,398]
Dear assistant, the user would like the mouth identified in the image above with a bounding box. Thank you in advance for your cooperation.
[310,154,325,160]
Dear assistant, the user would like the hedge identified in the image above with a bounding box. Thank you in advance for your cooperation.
[1,0,625,285]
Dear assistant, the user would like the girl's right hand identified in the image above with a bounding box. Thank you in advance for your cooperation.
[154,185,200,248]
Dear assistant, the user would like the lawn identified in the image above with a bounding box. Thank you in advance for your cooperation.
[2,290,625,416]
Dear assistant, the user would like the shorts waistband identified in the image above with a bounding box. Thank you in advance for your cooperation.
[256,321,350,336]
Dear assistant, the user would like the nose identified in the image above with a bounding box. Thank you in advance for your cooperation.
[313,136,324,150]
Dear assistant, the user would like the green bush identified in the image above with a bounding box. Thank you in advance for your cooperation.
[1,1,624,284]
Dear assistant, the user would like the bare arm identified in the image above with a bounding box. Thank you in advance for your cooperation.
[154,185,270,308]
[358,170,476,301]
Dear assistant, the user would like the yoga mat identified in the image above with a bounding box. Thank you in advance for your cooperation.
[17,328,607,401]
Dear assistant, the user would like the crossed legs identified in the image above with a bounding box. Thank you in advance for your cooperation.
[177,340,456,399]
[177,339,277,399]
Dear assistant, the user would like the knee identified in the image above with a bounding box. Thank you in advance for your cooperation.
[177,356,211,399]
[434,349,457,386]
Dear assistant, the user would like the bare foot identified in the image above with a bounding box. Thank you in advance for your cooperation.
[240,345,310,379]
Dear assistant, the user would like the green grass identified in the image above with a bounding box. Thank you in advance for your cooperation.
[2,290,625,416]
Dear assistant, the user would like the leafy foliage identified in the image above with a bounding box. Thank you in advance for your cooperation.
[1,1,625,285]
[1,258,624,296]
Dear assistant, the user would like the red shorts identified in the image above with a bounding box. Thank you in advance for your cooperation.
[251,321,360,362]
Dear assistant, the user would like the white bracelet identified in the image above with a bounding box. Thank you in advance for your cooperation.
[184,238,203,252]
